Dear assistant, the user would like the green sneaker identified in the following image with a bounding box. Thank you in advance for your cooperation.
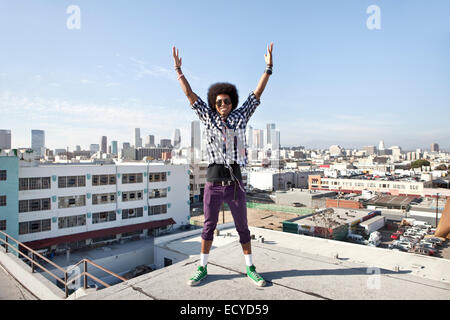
[246,265,266,287]
[187,265,208,286]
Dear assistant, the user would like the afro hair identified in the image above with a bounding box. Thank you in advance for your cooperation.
[207,82,239,113]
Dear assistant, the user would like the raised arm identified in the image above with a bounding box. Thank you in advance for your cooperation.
[253,42,274,100]
[173,46,198,105]
[173,46,213,124]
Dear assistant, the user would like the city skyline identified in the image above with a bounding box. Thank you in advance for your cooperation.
[1,1,449,150]
[0,126,446,154]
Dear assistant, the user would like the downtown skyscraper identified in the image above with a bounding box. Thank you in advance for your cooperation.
[31,130,45,157]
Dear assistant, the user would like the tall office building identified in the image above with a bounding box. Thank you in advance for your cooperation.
[0,129,11,149]
[251,129,265,150]
[431,143,439,152]
[31,130,45,157]
[266,123,276,145]
[90,144,100,153]
[389,146,402,161]
[173,129,181,149]
[160,139,172,148]
[246,125,253,149]
[101,136,107,153]
[269,129,280,150]
[111,141,118,156]
[378,140,385,151]
[363,145,377,155]
[144,135,155,148]
[191,121,201,162]
[75,145,81,152]
[135,128,142,148]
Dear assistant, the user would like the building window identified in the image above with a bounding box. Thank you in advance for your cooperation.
[0,195,6,207]
[18,198,51,213]
[149,204,167,216]
[19,219,51,235]
[58,175,86,188]
[92,174,116,186]
[122,207,144,220]
[92,211,116,224]
[121,190,143,202]
[58,195,86,209]
[0,220,6,231]
[58,214,86,229]
[19,177,51,191]
[149,172,167,183]
[92,192,116,205]
[149,188,167,199]
[19,178,28,191]
[0,170,6,181]
[122,173,143,184]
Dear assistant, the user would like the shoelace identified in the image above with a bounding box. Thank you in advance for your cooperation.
[248,269,262,281]
[193,269,205,280]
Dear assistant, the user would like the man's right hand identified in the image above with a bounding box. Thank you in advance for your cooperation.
[172,46,198,105]
[172,46,182,69]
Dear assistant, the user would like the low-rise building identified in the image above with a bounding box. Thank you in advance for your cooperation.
[0,150,190,255]
[283,208,381,241]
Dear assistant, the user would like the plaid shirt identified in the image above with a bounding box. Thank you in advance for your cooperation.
[191,92,260,166]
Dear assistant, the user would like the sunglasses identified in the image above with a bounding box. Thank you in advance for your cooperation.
[216,99,231,107]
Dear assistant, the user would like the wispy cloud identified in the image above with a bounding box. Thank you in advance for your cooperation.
[1,90,196,148]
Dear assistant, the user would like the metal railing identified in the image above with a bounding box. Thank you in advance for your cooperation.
[0,230,127,298]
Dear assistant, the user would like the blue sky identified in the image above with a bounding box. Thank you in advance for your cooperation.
[0,0,449,151]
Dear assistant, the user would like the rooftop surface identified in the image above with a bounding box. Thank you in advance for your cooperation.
[287,208,370,228]
[79,226,450,300]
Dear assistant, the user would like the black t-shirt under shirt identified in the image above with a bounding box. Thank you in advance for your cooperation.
[206,163,242,182]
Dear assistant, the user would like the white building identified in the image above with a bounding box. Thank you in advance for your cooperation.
[329,145,342,157]
[8,160,189,252]
[248,170,320,191]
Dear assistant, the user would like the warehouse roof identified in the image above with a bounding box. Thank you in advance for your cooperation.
[367,195,416,207]
[285,208,373,229]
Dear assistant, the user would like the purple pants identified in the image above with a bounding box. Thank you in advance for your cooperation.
[201,181,251,244]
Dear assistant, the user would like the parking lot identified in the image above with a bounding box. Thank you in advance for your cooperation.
[377,220,449,259]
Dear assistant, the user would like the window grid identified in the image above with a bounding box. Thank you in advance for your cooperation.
[92,192,116,205]
[92,174,116,186]
[122,173,143,184]
[149,204,167,216]
[0,195,6,207]
[58,214,86,229]
[92,211,116,224]
[149,172,167,183]
[18,198,51,213]
[122,190,143,202]
[19,177,51,191]
[122,207,144,220]
[148,188,167,199]
[19,219,51,235]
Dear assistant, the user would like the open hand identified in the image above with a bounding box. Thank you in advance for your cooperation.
[172,46,182,69]
[264,42,273,66]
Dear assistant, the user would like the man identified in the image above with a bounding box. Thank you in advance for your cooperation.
[172,43,273,287]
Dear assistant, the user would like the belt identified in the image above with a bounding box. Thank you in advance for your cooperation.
[211,180,235,186]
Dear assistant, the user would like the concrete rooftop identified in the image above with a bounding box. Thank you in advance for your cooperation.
[78,226,450,300]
